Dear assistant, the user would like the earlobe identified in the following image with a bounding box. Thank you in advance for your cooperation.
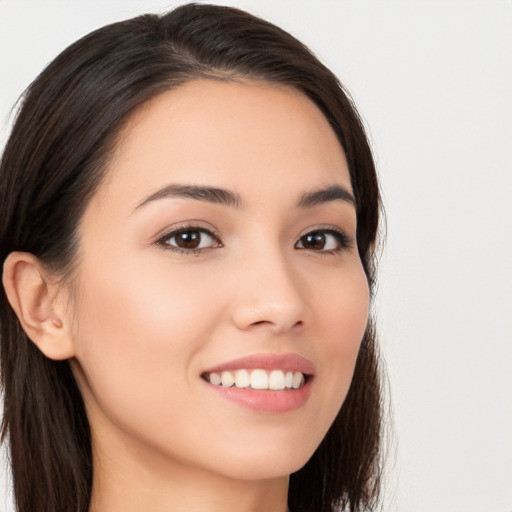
[2,251,76,360]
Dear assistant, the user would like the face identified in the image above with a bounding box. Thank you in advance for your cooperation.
[67,80,369,481]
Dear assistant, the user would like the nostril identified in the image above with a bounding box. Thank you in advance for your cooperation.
[248,319,304,333]
[233,299,307,333]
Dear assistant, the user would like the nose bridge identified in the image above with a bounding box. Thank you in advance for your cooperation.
[231,240,307,333]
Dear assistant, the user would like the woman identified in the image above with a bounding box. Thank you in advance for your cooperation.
[0,4,384,512]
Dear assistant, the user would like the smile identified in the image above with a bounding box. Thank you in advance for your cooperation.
[203,369,307,390]
[201,353,314,413]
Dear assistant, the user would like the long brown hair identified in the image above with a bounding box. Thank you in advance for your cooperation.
[0,4,384,511]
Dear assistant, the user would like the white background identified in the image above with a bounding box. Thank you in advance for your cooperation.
[1,1,511,511]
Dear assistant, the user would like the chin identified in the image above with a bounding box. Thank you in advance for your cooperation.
[204,434,320,481]
[218,456,308,482]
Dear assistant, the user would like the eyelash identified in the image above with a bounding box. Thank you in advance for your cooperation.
[155,224,222,255]
[295,228,352,254]
[155,225,352,255]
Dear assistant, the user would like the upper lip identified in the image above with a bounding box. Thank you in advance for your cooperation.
[202,353,315,375]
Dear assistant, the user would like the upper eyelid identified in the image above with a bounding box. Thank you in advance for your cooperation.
[297,224,352,241]
[296,228,352,248]
[155,223,221,244]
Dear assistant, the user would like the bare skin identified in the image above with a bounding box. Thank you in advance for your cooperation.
[3,80,369,512]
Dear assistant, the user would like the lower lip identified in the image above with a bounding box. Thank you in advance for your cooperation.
[206,379,312,413]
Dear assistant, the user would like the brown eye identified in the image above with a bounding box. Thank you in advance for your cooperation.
[300,232,327,250]
[160,228,220,252]
[295,229,349,252]
[175,231,201,249]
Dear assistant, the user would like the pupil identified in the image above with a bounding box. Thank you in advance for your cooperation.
[177,231,200,249]
[304,232,325,249]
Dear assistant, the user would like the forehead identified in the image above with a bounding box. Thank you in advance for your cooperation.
[97,79,352,209]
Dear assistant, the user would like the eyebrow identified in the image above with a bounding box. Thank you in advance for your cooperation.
[135,183,355,211]
[296,185,356,208]
[135,184,243,210]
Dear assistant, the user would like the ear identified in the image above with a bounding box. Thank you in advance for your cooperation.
[2,251,76,360]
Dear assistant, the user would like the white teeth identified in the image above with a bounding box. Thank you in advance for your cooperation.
[269,370,285,390]
[235,369,250,388]
[292,371,304,389]
[210,372,221,386]
[250,369,269,389]
[221,371,235,387]
[206,369,306,390]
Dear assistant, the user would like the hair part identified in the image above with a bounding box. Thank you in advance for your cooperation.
[0,4,384,511]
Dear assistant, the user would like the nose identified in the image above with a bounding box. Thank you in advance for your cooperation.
[231,248,308,335]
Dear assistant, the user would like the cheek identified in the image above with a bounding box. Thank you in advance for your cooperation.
[69,253,224,427]
[310,261,370,416]
[316,255,369,346]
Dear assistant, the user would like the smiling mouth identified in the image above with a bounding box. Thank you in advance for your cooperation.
[201,369,309,390]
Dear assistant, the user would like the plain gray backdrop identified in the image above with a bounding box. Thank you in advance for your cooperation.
[1,1,511,511]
